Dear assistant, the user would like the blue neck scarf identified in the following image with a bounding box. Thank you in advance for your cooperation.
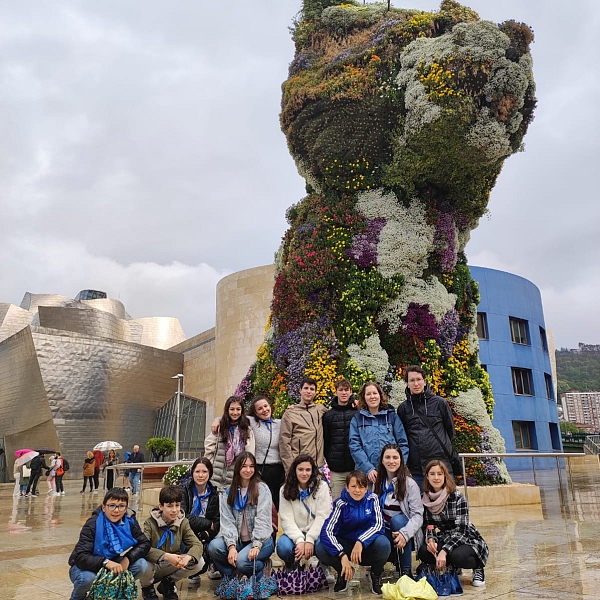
[261,417,274,431]
[158,526,175,550]
[299,487,312,502]
[380,479,395,508]
[93,511,138,560]
[233,487,249,511]
[192,482,212,517]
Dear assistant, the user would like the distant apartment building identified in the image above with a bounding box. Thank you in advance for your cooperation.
[560,392,600,433]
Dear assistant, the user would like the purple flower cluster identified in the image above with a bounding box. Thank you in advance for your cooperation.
[234,363,255,399]
[331,48,354,65]
[438,309,459,360]
[402,302,438,341]
[368,18,403,47]
[434,211,457,272]
[289,50,318,77]
[348,218,386,268]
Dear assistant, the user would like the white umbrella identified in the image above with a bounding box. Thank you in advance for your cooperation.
[15,450,38,469]
[93,441,123,452]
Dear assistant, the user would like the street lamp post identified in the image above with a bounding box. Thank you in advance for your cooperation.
[171,374,184,460]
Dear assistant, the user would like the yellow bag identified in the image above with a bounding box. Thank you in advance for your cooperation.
[382,574,438,600]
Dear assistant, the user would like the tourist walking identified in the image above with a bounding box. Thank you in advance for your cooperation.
[81,452,95,493]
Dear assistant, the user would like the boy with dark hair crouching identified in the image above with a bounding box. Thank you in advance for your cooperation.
[68,487,152,600]
[140,485,204,600]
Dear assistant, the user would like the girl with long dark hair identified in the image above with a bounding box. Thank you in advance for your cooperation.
[208,452,275,581]
[374,443,423,578]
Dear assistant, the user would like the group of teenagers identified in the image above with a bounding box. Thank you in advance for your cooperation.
[68,366,488,600]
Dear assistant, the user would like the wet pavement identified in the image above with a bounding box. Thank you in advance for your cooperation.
[2,466,600,599]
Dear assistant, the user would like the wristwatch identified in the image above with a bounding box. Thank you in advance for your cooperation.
[103,558,109,566]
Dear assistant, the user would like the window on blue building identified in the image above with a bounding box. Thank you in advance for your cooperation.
[539,326,549,352]
[512,421,533,449]
[512,367,533,395]
[476,313,488,339]
[545,373,554,400]
[509,317,529,345]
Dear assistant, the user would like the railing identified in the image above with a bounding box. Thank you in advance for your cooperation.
[104,460,195,503]
[584,435,600,455]
[457,452,585,503]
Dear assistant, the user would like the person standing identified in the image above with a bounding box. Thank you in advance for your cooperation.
[26,453,47,496]
[93,450,103,492]
[279,378,327,474]
[127,445,146,495]
[349,382,409,485]
[54,452,66,495]
[81,452,96,493]
[104,449,118,490]
[323,378,357,500]
[46,453,60,495]
[396,366,455,489]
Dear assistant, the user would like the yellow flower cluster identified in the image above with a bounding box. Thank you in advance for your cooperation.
[323,158,372,191]
[324,217,352,263]
[305,341,338,404]
[405,13,435,39]
[418,58,463,102]
[422,340,445,396]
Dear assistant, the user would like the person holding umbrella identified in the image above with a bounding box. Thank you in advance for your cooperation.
[26,452,48,496]
[14,450,37,497]
[93,442,123,491]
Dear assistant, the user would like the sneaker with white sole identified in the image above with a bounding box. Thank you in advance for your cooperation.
[323,565,336,585]
[472,567,485,587]
[207,564,222,580]
[370,571,383,595]
[187,574,201,586]
[334,573,349,593]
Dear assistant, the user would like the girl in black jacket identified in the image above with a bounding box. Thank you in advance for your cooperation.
[68,488,151,600]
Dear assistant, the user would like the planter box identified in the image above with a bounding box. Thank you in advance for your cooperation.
[465,483,541,507]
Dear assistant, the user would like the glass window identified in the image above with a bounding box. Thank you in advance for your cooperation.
[513,421,532,449]
[510,317,529,345]
[539,327,548,352]
[476,313,488,339]
[545,373,554,400]
[512,367,533,395]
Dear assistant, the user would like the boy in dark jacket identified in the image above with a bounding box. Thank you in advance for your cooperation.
[68,487,152,600]
[323,378,357,499]
[25,453,47,496]
[140,485,203,600]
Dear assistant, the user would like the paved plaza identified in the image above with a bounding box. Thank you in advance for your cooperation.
[2,467,600,599]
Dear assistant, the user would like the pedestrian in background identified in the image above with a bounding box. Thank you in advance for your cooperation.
[81,452,95,493]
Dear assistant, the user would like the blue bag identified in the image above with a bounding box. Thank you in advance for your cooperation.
[417,564,463,596]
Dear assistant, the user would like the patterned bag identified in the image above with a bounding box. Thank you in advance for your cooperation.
[416,564,463,596]
[86,567,137,600]
[215,562,279,600]
[275,562,328,595]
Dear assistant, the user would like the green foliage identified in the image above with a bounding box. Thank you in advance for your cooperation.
[146,437,176,462]
[498,20,534,61]
[560,421,584,435]
[556,348,600,394]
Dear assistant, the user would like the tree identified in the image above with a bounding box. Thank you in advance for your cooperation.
[146,437,176,462]
[560,421,583,435]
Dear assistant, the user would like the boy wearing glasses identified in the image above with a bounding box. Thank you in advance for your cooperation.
[139,485,204,600]
[68,487,152,600]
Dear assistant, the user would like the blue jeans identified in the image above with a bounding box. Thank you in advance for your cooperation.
[69,558,151,600]
[276,534,298,567]
[385,514,413,570]
[128,471,141,494]
[315,535,390,576]
[208,536,275,578]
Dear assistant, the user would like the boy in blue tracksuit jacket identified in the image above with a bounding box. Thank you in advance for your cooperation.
[315,471,390,595]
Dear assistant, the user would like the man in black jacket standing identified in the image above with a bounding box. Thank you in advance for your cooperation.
[26,453,47,496]
[323,378,357,500]
[397,365,455,490]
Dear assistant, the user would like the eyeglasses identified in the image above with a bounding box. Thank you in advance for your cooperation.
[105,503,128,511]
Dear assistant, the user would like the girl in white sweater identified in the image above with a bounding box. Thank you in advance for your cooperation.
[277,454,332,567]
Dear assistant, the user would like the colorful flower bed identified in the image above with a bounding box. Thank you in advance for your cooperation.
[236,0,535,485]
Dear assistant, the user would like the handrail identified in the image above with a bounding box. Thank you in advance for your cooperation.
[457,452,585,503]
[104,461,195,503]
[584,436,600,455]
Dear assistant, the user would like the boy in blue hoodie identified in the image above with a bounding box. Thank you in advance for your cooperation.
[315,470,390,595]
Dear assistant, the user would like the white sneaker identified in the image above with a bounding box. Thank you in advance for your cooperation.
[207,564,222,580]
[61,491,66,495]
[187,575,201,586]
[472,568,485,587]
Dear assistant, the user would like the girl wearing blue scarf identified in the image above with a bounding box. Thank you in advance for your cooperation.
[208,452,275,581]
[374,444,423,579]
[181,457,220,583]
[277,454,332,568]
[68,488,151,600]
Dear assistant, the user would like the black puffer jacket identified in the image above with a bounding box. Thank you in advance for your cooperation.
[180,479,220,542]
[397,385,455,476]
[68,506,150,573]
[323,396,358,473]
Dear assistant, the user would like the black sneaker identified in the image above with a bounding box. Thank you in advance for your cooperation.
[472,567,485,587]
[157,577,179,600]
[334,573,348,593]
[142,585,159,600]
[370,572,383,595]
[400,568,414,580]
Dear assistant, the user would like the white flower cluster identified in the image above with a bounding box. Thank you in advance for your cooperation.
[347,333,390,383]
[296,159,323,195]
[356,189,435,279]
[378,275,457,333]
[387,378,406,408]
[466,108,511,161]
[321,3,387,36]
[274,241,286,276]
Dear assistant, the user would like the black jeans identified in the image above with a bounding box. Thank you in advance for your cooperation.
[26,472,42,494]
[81,476,94,492]
[93,468,100,490]
[55,474,64,493]
[418,542,482,569]
[258,463,285,511]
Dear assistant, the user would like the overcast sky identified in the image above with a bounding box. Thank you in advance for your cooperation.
[0,0,598,350]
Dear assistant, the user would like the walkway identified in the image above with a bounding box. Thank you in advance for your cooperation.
[2,466,599,599]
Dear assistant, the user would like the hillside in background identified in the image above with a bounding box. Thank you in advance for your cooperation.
[556,344,600,394]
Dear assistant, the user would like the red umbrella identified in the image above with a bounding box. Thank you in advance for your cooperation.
[15,449,35,457]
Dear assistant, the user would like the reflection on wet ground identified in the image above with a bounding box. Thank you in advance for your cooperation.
[1,466,600,599]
